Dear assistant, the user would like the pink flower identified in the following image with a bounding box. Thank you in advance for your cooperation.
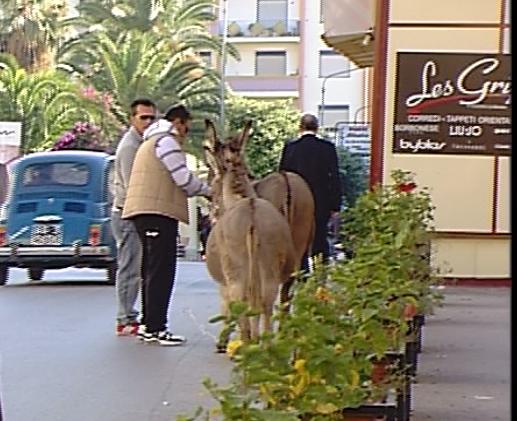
[80,86,97,100]
[101,93,113,111]
[52,121,109,152]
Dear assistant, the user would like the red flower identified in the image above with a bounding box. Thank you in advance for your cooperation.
[396,182,417,193]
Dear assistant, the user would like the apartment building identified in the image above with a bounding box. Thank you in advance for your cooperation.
[213,0,370,135]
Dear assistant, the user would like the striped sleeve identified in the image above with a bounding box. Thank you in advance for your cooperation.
[155,134,211,197]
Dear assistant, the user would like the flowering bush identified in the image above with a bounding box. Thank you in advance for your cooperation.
[51,122,111,152]
[340,169,442,315]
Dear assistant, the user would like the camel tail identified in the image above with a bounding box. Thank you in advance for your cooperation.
[279,171,294,228]
[246,198,261,312]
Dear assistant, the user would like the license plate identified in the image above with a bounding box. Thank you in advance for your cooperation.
[30,224,63,245]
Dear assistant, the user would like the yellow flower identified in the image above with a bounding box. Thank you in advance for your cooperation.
[293,358,306,372]
[334,343,344,353]
[226,339,243,357]
[315,286,331,301]
[290,374,309,397]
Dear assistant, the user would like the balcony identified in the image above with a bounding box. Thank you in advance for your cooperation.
[226,75,299,97]
[220,19,300,39]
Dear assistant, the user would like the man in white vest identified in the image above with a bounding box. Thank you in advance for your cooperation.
[122,105,211,346]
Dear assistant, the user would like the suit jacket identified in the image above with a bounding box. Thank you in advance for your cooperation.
[279,133,342,219]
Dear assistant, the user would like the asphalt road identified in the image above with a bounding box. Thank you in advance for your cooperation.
[0,263,231,421]
[0,264,511,421]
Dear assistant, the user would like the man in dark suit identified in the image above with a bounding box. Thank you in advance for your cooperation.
[279,113,342,266]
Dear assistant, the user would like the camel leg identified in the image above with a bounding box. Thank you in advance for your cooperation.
[249,314,260,341]
[279,277,294,313]
[216,284,231,353]
[227,281,250,342]
[262,279,280,334]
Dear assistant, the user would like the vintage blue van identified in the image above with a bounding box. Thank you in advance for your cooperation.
[0,151,116,285]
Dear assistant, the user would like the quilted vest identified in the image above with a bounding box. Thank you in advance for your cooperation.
[122,135,189,224]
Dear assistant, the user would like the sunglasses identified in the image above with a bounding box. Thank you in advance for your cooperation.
[137,115,155,121]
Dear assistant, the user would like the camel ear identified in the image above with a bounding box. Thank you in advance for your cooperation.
[203,120,221,174]
[237,120,253,152]
[204,119,218,152]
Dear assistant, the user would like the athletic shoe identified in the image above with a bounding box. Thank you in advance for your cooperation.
[143,330,187,346]
[116,323,128,336]
[136,324,147,340]
[116,321,141,336]
[128,321,140,336]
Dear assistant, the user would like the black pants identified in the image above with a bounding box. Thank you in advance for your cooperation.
[132,214,178,333]
[302,213,330,271]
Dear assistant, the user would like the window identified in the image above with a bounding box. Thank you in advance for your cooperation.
[199,51,212,67]
[257,0,287,24]
[23,163,90,187]
[318,105,350,129]
[255,51,286,76]
[319,51,351,78]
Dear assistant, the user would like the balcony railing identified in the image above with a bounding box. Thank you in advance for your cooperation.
[226,75,299,92]
[220,19,300,38]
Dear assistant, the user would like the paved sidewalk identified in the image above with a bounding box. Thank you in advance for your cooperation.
[411,287,510,421]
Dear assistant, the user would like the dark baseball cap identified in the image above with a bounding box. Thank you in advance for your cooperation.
[163,104,191,121]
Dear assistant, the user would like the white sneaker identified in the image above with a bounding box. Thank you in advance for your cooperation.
[143,330,187,346]
[136,325,147,340]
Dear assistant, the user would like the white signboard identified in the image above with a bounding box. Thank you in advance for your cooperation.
[0,122,22,165]
[0,122,22,146]
[336,122,371,157]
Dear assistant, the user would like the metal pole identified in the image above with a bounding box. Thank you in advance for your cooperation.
[320,66,364,129]
[219,0,229,135]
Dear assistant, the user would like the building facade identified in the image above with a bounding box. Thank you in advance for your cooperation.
[323,0,511,283]
[215,0,369,133]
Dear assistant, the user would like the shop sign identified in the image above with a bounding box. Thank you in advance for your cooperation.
[393,52,511,156]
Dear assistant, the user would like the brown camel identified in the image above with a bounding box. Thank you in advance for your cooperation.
[203,120,296,350]
[253,171,315,306]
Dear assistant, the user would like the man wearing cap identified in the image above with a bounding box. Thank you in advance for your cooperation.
[122,104,211,346]
[279,113,342,267]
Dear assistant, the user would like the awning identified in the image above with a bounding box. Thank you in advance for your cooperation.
[321,31,374,68]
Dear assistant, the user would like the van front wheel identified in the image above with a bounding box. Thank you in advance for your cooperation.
[0,265,9,285]
[28,267,44,281]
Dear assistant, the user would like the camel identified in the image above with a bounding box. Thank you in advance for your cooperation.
[252,171,315,306]
[205,131,315,310]
[203,120,297,350]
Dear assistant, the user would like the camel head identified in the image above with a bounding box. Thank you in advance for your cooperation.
[204,120,255,222]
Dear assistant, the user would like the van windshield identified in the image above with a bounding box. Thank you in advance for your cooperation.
[22,162,90,187]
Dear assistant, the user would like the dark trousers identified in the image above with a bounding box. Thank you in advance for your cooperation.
[302,213,330,271]
[132,214,178,333]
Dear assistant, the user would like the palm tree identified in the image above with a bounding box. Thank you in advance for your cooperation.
[0,0,70,71]
[57,0,237,155]
[61,30,221,126]
[59,0,238,64]
[0,53,100,152]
